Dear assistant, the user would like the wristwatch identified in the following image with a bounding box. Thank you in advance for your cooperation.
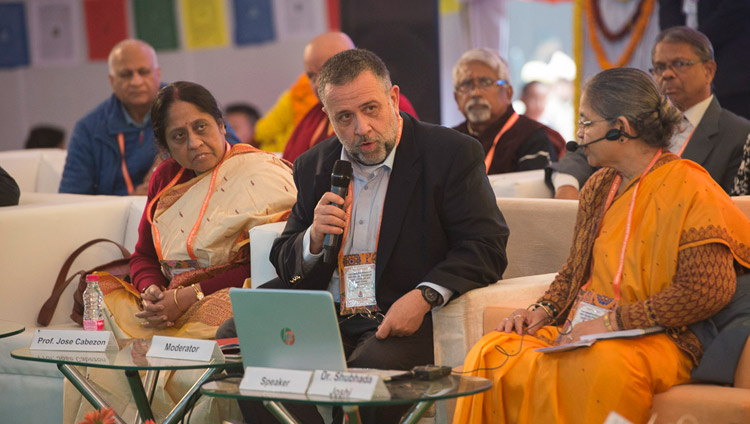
[419,286,443,308]
[191,284,205,301]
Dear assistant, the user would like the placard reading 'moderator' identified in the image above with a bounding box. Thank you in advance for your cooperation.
[30,329,116,352]
[146,336,222,362]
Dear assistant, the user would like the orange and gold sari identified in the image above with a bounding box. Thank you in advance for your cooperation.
[454,155,750,424]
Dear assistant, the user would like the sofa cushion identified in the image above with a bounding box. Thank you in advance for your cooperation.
[0,197,134,327]
[496,197,577,279]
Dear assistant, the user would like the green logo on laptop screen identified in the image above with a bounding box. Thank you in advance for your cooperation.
[281,328,295,345]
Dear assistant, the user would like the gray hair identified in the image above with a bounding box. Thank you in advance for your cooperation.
[652,26,714,63]
[452,48,510,88]
[108,39,158,75]
[584,67,682,148]
[317,49,392,104]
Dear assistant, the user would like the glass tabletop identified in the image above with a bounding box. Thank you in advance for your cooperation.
[201,374,492,407]
[11,338,242,371]
[0,320,25,338]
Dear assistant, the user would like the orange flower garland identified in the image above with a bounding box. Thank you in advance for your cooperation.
[585,0,655,69]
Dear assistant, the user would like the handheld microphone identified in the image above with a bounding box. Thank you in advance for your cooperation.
[323,160,353,265]
[565,128,623,152]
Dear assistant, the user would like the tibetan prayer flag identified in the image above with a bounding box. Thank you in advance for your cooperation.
[83,0,128,61]
[272,0,324,40]
[134,0,179,51]
[233,0,275,45]
[181,0,229,49]
[0,3,30,68]
[29,0,78,66]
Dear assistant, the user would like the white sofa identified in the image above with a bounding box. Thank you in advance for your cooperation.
[487,169,552,198]
[0,194,146,424]
[0,149,67,193]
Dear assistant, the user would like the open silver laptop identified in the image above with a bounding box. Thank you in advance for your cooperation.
[229,288,347,372]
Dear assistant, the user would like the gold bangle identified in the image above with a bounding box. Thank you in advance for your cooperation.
[173,288,185,312]
[603,311,614,332]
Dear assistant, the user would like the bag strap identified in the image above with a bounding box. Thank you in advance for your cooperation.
[37,238,130,326]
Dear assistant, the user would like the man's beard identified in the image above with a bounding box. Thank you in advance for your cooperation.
[465,98,492,123]
[344,111,399,166]
[348,134,396,166]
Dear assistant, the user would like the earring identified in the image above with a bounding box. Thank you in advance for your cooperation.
[619,138,625,143]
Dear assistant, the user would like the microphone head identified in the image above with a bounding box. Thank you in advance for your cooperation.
[565,141,579,152]
[332,160,352,178]
[331,160,352,188]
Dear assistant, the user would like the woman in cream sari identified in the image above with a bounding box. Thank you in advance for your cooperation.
[454,68,750,424]
[65,81,297,422]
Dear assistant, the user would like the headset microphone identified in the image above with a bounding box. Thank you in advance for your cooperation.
[566,129,623,152]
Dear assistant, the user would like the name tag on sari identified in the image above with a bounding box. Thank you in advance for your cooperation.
[160,259,199,280]
[567,289,617,329]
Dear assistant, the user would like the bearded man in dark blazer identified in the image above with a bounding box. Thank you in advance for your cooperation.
[269,48,509,422]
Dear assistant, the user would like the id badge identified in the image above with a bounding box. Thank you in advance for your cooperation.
[344,263,377,308]
[160,259,199,280]
[565,289,617,329]
[338,252,378,312]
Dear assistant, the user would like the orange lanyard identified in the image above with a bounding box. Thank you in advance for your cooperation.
[484,112,520,173]
[146,142,231,262]
[586,148,662,300]
[310,117,333,149]
[117,132,141,195]
[338,117,404,261]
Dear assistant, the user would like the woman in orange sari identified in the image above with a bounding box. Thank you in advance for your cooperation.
[454,68,750,424]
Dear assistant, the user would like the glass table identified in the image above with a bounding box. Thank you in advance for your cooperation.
[12,338,241,424]
[0,320,24,338]
[201,373,492,424]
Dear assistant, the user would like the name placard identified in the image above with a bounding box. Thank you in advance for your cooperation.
[30,329,116,352]
[307,370,390,400]
[240,367,313,394]
[146,336,222,362]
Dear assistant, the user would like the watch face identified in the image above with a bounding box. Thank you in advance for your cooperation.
[422,287,439,305]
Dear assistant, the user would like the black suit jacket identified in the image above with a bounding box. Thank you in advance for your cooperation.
[270,112,509,311]
[547,97,750,193]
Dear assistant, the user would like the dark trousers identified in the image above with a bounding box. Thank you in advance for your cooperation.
[217,279,435,423]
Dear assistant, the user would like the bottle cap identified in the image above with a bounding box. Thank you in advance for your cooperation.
[86,274,99,282]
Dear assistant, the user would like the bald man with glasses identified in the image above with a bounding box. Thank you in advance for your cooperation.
[549,26,750,199]
[452,48,561,175]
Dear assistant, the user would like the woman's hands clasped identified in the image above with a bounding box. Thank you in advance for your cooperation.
[136,284,186,329]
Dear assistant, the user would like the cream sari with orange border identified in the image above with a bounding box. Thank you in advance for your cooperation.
[65,145,297,423]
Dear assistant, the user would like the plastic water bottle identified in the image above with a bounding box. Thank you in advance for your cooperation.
[83,274,104,331]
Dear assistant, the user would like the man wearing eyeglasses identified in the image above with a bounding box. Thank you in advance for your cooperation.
[452,48,560,175]
[548,26,750,199]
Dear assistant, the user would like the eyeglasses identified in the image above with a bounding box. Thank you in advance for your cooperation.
[455,77,507,93]
[649,60,705,77]
[577,118,610,129]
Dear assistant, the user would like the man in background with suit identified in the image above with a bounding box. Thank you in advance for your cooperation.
[271,48,509,422]
[549,26,750,199]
